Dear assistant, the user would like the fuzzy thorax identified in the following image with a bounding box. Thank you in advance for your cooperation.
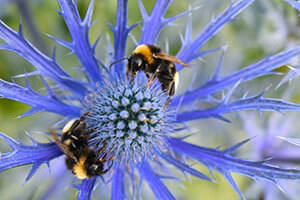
[133,44,155,64]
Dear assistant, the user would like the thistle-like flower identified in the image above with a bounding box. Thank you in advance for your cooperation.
[1,0,300,199]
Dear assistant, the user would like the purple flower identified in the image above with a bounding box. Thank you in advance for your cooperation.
[1,0,300,199]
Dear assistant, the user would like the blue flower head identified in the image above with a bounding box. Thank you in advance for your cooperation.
[1,0,300,199]
[84,78,174,163]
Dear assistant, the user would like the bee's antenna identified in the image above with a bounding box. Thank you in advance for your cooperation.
[109,57,129,68]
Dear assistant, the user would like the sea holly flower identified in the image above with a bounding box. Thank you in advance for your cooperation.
[1,0,300,199]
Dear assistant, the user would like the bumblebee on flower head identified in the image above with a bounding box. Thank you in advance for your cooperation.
[51,113,113,179]
[111,44,188,97]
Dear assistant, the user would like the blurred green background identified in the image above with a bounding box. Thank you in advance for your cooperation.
[0,0,299,199]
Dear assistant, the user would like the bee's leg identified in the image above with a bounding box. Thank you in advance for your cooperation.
[147,75,154,86]
[102,155,114,162]
[87,128,95,135]
[167,81,175,96]
[130,72,136,83]
[96,145,107,158]
[145,72,151,83]
[99,152,109,161]
[79,112,96,137]
[164,98,171,109]
[147,69,160,87]
[100,161,114,175]
[73,113,92,134]
[51,129,78,162]
[126,70,130,79]
[80,112,91,121]
[99,153,115,164]
[164,80,175,108]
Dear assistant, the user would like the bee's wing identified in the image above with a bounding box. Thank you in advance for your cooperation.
[153,52,189,67]
[51,129,78,162]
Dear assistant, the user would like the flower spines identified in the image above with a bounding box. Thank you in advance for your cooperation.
[1,0,300,199]
[277,65,300,88]
[139,0,173,44]
[138,161,176,200]
[169,137,300,200]
[0,20,87,97]
[171,46,300,108]
[74,177,97,200]
[176,0,255,69]
[84,80,173,163]
[0,78,81,117]
[0,132,63,182]
[157,151,212,181]
[174,89,300,123]
[109,0,139,75]
[57,0,103,84]
[138,0,199,45]
[111,166,125,200]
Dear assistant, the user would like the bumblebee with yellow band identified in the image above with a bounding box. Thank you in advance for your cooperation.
[127,44,188,96]
[111,44,188,97]
[51,113,113,179]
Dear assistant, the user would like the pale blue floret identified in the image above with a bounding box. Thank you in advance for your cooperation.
[131,103,140,112]
[117,121,125,129]
[109,113,117,120]
[142,101,152,111]
[129,131,137,139]
[129,121,137,130]
[140,125,149,133]
[120,110,129,119]
[112,100,120,108]
[121,97,130,106]
[1,0,300,200]
[138,113,147,121]
[135,91,144,101]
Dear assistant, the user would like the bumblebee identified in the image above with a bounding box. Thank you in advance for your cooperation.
[127,44,188,96]
[111,44,188,96]
[51,114,113,179]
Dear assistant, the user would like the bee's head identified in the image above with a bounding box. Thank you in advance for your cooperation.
[84,155,105,177]
[128,53,145,72]
[86,163,104,177]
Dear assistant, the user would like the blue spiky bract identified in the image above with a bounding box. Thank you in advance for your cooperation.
[1,0,300,200]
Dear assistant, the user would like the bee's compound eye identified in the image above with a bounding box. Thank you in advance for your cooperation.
[91,164,98,170]
[135,57,143,67]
